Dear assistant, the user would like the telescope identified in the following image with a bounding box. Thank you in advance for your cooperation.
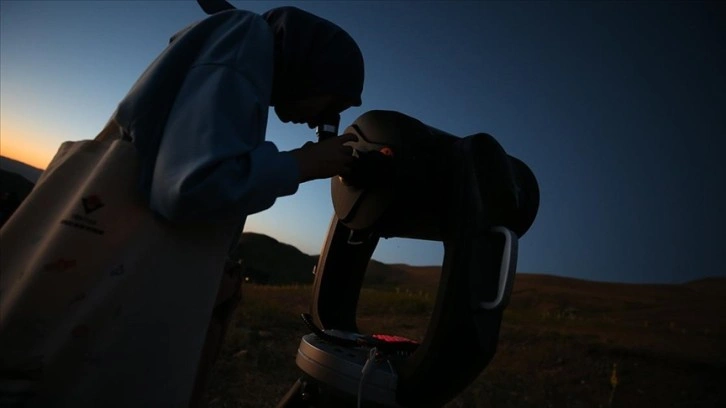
[276,110,540,407]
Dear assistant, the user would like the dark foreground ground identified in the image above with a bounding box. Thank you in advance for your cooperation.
[202,273,726,408]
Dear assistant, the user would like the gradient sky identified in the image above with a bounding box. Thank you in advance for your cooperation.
[1,1,724,284]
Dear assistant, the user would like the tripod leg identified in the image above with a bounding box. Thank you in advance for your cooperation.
[275,378,320,408]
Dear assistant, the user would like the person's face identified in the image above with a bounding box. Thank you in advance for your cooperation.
[274,95,352,128]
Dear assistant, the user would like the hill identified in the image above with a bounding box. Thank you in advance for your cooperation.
[0,169,37,227]
[235,233,726,296]
[0,169,35,200]
[235,232,409,286]
[231,234,726,373]
[0,156,43,183]
[390,264,442,292]
[233,233,725,369]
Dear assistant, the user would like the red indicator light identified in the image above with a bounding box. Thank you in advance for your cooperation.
[379,147,394,157]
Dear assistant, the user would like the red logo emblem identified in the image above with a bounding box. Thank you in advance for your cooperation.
[82,194,104,214]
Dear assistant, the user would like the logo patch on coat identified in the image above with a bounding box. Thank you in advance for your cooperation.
[82,194,105,214]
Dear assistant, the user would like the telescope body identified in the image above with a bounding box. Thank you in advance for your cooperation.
[286,110,539,408]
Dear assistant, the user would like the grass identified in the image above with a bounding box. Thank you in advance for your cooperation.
[201,278,726,408]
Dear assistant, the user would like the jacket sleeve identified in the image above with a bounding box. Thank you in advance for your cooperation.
[149,16,299,222]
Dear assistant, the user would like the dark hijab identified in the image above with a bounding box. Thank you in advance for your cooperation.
[262,7,364,107]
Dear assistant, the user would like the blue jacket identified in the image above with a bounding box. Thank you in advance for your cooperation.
[114,10,298,222]
[113,7,364,222]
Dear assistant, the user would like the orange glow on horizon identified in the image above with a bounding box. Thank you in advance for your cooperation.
[0,126,55,170]
[0,142,51,170]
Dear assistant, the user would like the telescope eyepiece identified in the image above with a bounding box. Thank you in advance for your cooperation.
[316,113,340,141]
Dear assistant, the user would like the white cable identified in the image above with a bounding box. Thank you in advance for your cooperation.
[358,347,378,408]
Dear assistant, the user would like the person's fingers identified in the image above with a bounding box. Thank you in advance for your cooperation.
[338,133,358,143]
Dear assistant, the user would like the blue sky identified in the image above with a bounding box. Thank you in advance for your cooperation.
[1,1,724,284]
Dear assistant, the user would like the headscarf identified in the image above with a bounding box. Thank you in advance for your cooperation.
[262,6,364,107]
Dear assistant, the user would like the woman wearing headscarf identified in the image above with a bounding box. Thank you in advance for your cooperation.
[7,5,365,407]
[129,5,364,222]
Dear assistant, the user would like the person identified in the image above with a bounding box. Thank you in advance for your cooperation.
[121,6,363,222]
[135,6,364,407]
[1,5,364,408]
[152,7,364,406]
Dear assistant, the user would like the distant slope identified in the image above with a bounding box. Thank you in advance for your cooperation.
[234,234,726,295]
[236,232,409,285]
[390,264,441,293]
[0,156,43,183]
[505,273,726,342]
[388,267,725,360]
[0,168,37,227]
[238,233,317,284]
[683,276,726,297]
[0,169,35,200]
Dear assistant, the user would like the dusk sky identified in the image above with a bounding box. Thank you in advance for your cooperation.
[1,1,724,284]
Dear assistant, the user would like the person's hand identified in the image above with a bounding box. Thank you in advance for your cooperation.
[289,133,358,183]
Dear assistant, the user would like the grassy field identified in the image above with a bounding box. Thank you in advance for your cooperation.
[202,273,726,408]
